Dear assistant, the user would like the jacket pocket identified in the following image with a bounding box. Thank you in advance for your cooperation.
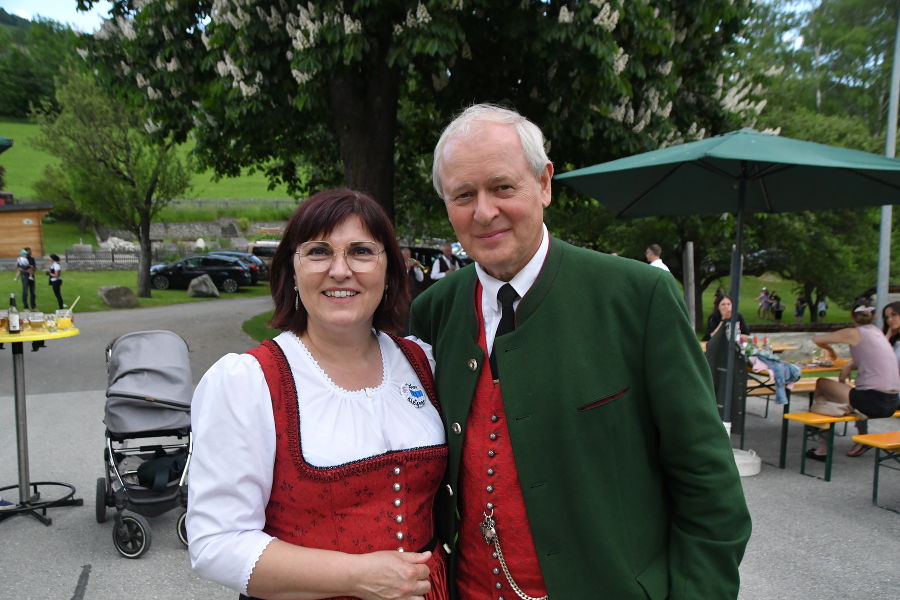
[576,387,630,412]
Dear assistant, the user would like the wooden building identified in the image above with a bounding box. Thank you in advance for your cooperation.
[0,202,54,257]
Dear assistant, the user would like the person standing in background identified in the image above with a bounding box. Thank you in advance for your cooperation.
[644,243,670,272]
[429,243,463,280]
[48,253,65,310]
[16,247,36,309]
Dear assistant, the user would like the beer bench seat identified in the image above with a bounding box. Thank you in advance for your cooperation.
[850,431,900,513]
[782,410,900,482]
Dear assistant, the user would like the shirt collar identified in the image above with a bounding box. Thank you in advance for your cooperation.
[476,224,549,315]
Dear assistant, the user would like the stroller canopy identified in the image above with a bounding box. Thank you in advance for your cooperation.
[105,330,192,435]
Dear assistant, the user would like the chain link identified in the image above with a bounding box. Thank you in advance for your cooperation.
[482,510,549,600]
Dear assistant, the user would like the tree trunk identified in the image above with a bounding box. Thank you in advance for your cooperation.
[328,29,401,220]
[805,284,816,323]
[136,216,152,298]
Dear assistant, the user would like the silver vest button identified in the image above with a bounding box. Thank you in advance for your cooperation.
[468,358,478,371]
[446,484,454,496]
[451,422,462,435]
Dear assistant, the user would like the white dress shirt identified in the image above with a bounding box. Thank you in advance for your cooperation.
[476,224,550,355]
[649,258,670,272]
[187,331,442,594]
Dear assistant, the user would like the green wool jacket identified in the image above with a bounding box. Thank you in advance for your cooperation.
[410,238,751,599]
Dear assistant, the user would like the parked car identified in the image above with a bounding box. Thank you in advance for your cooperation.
[247,241,280,270]
[208,250,268,283]
[150,255,252,293]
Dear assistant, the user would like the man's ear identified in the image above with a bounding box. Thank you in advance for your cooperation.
[540,162,554,208]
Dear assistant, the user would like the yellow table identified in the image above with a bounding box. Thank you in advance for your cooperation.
[0,327,82,525]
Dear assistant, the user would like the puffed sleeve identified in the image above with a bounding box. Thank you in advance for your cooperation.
[404,335,436,374]
[186,353,277,594]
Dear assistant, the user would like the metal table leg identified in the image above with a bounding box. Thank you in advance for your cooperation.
[2,340,82,526]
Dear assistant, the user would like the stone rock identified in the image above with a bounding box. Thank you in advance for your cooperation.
[98,286,140,308]
[187,274,220,298]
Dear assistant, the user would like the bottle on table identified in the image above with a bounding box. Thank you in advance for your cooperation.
[7,293,21,334]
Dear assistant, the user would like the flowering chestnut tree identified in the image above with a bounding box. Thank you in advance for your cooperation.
[78,0,758,219]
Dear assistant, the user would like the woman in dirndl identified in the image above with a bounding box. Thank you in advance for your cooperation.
[187,189,448,600]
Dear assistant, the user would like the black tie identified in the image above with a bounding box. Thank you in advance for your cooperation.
[490,283,518,379]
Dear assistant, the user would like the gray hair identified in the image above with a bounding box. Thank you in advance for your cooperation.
[432,104,550,199]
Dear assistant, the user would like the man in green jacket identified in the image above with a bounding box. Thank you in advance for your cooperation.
[410,104,751,599]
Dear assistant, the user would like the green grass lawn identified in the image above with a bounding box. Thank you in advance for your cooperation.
[1,269,271,314]
[0,118,293,201]
[243,309,279,342]
[699,273,849,327]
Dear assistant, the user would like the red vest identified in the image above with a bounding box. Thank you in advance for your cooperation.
[456,286,548,599]
[247,336,448,600]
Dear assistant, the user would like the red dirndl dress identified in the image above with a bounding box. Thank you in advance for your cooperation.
[243,336,449,600]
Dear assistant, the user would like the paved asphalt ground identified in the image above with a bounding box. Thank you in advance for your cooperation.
[1,300,899,599]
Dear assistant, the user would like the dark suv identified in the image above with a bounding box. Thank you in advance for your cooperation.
[209,250,268,282]
[150,255,253,292]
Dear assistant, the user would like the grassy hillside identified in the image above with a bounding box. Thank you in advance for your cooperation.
[0,118,293,200]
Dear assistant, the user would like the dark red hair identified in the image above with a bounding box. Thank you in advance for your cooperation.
[269,189,408,334]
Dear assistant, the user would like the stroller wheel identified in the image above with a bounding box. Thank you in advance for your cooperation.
[176,510,189,547]
[113,513,152,558]
[95,477,109,523]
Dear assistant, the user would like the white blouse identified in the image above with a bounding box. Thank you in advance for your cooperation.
[186,331,443,594]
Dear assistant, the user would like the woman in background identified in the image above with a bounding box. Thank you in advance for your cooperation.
[702,295,749,342]
[48,253,65,310]
[881,301,900,366]
[810,302,900,459]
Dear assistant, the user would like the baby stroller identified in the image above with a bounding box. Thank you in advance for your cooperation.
[95,330,193,559]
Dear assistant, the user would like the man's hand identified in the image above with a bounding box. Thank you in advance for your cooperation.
[353,550,432,600]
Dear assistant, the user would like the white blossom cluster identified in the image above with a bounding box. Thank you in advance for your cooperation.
[558,6,573,24]
[657,60,673,76]
[613,46,629,75]
[395,2,431,35]
[343,14,362,35]
[719,75,766,115]
[144,118,162,134]
[256,4,284,32]
[95,14,137,41]
[285,4,321,51]
[591,1,620,32]
[212,0,252,30]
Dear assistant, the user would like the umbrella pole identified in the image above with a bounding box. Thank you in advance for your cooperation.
[722,175,747,438]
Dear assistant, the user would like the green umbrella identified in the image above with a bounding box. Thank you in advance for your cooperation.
[556,128,900,434]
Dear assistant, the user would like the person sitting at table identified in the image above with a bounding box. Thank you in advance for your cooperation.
[809,301,900,460]
[187,189,448,600]
[702,295,749,342]
[882,301,900,366]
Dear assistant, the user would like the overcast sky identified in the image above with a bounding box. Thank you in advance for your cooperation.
[1,0,112,33]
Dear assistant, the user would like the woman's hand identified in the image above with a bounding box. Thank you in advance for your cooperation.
[353,550,432,600]
[838,361,853,383]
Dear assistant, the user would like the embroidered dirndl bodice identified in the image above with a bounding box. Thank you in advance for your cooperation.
[245,337,449,600]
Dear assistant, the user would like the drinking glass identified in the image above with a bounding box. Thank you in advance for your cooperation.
[56,309,73,330]
[45,313,57,332]
[29,312,45,331]
[0,310,7,331]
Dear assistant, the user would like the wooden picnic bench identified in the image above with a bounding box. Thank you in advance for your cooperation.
[850,431,900,512]
[782,409,900,482]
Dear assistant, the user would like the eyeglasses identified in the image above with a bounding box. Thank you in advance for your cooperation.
[295,240,386,272]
